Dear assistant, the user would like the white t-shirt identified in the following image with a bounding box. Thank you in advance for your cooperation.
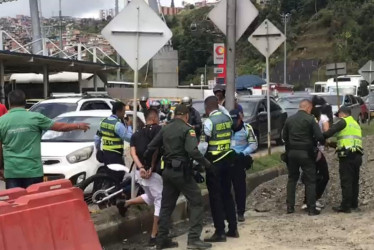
[317,114,329,152]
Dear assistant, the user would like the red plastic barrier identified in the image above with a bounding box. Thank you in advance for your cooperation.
[0,188,101,250]
[0,188,27,203]
[27,179,73,194]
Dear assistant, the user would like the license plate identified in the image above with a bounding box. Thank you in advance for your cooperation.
[43,176,48,182]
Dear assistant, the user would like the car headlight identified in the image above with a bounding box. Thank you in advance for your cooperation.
[66,146,94,164]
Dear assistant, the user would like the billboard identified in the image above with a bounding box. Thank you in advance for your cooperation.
[213,43,225,65]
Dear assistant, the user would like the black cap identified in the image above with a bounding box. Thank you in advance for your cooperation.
[174,104,189,115]
[213,84,226,93]
[230,109,241,122]
[338,106,351,115]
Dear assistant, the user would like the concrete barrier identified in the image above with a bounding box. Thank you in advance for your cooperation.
[94,165,287,245]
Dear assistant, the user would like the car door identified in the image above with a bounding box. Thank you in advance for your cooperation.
[256,100,268,144]
[269,100,283,139]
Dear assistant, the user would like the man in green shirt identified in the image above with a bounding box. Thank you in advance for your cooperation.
[0,90,90,189]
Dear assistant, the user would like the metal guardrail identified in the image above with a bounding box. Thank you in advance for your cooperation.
[0,30,119,65]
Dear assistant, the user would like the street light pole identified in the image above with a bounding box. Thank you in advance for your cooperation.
[282,13,290,85]
[225,0,236,111]
[115,0,121,80]
[59,0,63,56]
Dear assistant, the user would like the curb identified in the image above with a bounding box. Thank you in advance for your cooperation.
[94,165,286,246]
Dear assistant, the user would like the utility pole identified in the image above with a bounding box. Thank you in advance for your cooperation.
[29,0,43,54]
[281,13,290,85]
[59,0,63,57]
[115,0,121,80]
[225,0,236,111]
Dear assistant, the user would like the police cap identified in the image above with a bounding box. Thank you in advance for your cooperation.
[175,104,189,115]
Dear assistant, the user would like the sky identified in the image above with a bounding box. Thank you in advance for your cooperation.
[0,0,198,18]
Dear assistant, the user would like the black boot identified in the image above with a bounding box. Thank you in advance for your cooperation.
[287,206,295,214]
[308,207,321,216]
[187,240,212,249]
[226,230,239,238]
[116,199,128,217]
[156,239,179,249]
[332,206,351,213]
[237,214,245,222]
[204,233,227,242]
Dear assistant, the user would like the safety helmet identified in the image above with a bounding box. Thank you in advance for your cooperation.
[150,100,161,110]
[160,99,171,113]
[181,96,192,107]
[140,96,148,102]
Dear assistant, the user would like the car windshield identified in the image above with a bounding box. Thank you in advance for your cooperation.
[319,95,343,106]
[278,97,309,109]
[192,101,205,116]
[238,101,257,117]
[42,116,102,142]
[30,103,78,119]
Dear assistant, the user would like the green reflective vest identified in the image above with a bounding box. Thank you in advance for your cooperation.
[99,116,124,154]
[207,111,232,160]
[336,116,362,152]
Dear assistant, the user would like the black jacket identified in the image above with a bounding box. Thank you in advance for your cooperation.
[188,107,202,139]
[283,110,325,151]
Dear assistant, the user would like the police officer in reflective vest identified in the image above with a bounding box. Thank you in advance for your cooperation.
[95,102,133,182]
[203,96,239,242]
[229,109,258,222]
[324,106,363,213]
[144,104,213,250]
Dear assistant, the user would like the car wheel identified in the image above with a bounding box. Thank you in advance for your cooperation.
[358,114,363,125]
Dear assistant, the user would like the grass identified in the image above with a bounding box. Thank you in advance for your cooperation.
[361,123,374,137]
[249,152,284,174]
[198,152,284,190]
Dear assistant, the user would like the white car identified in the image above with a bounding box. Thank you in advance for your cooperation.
[30,94,115,119]
[41,110,146,185]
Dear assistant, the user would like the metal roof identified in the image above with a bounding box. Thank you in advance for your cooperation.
[0,50,121,74]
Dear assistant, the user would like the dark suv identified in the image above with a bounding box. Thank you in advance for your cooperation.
[238,96,287,145]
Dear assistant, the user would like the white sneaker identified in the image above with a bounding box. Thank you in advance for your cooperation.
[301,204,307,210]
[316,200,325,209]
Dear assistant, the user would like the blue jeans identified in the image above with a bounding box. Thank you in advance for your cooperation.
[5,177,43,189]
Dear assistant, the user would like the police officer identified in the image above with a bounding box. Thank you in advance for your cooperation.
[323,106,363,213]
[181,96,202,139]
[94,102,133,182]
[144,104,213,250]
[282,99,325,216]
[203,96,238,242]
[230,109,258,222]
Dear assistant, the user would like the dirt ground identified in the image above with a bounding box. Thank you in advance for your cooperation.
[170,135,374,250]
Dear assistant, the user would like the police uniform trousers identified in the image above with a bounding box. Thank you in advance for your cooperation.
[158,166,204,243]
[287,150,316,208]
[339,152,362,209]
[206,156,237,235]
[231,154,248,216]
[103,150,125,183]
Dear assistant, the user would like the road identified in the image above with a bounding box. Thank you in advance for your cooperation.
[168,137,374,250]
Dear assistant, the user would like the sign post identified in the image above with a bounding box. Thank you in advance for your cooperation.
[359,60,374,85]
[209,0,258,110]
[248,19,285,155]
[326,62,346,108]
[102,0,172,198]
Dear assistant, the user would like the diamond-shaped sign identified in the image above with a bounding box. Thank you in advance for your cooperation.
[208,0,258,42]
[248,19,285,58]
[359,60,374,84]
[101,0,172,71]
